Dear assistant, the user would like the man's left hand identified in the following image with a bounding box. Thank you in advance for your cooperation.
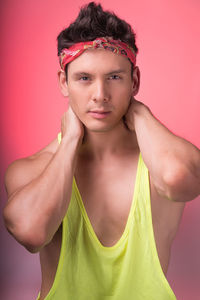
[124,97,144,131]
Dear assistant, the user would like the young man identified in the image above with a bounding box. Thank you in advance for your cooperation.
[3,2,200,300]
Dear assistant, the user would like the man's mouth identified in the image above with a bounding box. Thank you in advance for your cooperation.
[88,110,111,119]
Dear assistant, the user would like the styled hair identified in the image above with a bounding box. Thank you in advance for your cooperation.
[57,2,138,77]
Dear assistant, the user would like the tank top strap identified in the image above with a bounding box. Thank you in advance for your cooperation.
[138,154,150,202]
[133,153,152,227]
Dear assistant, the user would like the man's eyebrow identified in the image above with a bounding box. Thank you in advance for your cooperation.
[105,69,126,75]
[72,69,127,77]
[73,72,91,77]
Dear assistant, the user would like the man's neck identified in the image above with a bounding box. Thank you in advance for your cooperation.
[79,121,138,161]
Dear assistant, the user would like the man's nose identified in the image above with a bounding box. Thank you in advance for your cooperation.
[92,80,110,103]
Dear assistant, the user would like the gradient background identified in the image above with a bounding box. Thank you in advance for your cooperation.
[0,0,200,299]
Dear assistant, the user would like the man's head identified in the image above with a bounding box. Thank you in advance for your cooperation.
[57,2,138,80]
[57,2,140,133]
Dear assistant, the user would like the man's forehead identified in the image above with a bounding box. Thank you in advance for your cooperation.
[68,49,132,74]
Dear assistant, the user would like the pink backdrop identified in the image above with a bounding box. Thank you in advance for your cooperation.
[1,0,200,299]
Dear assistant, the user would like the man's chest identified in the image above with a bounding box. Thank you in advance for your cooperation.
[74,153,183,246]
[74,158,185,251]
[75,158,137,247]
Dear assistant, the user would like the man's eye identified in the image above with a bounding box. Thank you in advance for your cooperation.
[109,75,120,80]
[80,76,89,81]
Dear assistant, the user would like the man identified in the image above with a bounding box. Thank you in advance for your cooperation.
[3,2,200,299]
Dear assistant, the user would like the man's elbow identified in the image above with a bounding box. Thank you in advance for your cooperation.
[162,164,200,202]
[3,207,47,253]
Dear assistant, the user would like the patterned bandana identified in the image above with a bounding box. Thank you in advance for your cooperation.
[59,37,137,70]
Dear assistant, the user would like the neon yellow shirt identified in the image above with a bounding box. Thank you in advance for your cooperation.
[37,132,176,300]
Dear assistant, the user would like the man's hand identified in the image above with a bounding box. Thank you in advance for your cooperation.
[61,106,84,143]
[124,97,146,131]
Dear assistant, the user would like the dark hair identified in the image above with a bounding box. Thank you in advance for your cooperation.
[57,2,138,78]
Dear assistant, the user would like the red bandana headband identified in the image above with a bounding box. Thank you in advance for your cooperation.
[59,37,137,70]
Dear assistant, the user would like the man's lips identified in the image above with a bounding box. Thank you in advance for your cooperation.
[88,110,111,119]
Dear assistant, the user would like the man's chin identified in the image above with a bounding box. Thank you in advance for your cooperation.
[83,119,124,133]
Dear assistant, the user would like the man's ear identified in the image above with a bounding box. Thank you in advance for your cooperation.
[58,70,69,97]
[132,66,140,96]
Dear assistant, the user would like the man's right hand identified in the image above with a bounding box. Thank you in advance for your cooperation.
[61,106,84,143]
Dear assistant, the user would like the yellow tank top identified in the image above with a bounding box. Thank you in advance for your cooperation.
[37,132,176,300]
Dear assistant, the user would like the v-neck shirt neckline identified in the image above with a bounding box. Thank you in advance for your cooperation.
[72,153,141,250]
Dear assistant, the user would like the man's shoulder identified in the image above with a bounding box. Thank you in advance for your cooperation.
[4,134,60,199]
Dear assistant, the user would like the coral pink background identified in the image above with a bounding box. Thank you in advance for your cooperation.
[1,0,200,299]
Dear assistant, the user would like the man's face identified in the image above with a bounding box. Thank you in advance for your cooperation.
[60,49,140,133]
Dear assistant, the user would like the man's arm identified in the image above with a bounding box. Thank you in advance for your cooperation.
[125,99,200,202]
[3,107,83,253]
